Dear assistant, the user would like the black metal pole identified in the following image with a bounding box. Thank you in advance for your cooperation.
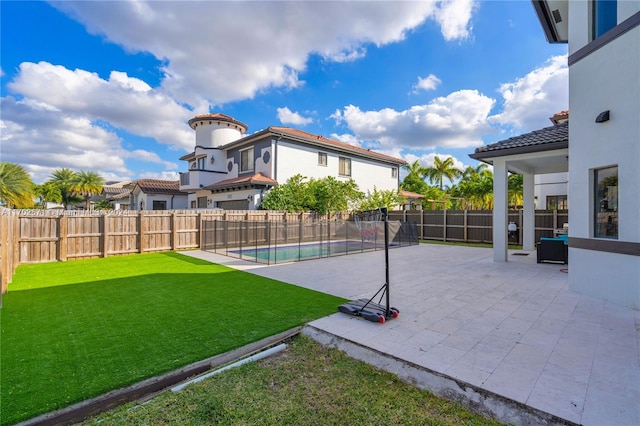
[383,208,390,318]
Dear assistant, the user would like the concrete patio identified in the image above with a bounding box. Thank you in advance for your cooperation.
[183,244,640,426]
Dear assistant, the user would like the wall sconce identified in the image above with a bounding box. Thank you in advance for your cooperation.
[595,110,610,123]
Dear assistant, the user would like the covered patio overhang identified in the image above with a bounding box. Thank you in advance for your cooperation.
[469,122,568,262]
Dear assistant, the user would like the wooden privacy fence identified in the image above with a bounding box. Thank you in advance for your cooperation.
[0,208,567,299]
[0,209,343,297]
[389,209,569,244]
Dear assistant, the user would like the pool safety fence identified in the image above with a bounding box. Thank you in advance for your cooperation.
[201,219,419,264]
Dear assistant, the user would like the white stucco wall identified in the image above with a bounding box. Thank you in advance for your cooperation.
[275,141,399,193]
[567,1,640,308]
[194,123,243,148]
[534,172,568,209]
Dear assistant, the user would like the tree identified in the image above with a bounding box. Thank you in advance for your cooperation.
[34,182,62,209]
[49,168,82,209]
[358,187,404,211]
[71,171,105,210]
[0,162,35,208]
[422,156,462,191]
[400,160,429,194]
[259,174,364,214]
[508,173,524,209]
[452,167,493,209]
[93,199,113,210]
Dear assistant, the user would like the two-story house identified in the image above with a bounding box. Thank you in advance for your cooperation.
[533,0,639,308]
[179,113,406,210]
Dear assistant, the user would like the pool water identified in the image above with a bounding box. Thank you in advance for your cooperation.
[230,240,380,263]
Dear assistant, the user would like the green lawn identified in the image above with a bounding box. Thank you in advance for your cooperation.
[82,336,503,426]
[0,252,345,425]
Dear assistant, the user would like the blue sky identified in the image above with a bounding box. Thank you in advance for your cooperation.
[1,0,568,184]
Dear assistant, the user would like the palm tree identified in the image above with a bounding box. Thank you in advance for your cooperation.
[49,168,82,209]
[34,182,62,209]
[71,171,105,210]
[0,162,35,208]
[508,173,524,209]
[422,156,462,191]
[401,160,429,194]
[461,163,488,181]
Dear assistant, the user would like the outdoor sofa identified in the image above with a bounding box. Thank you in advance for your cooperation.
[536,234,568,265]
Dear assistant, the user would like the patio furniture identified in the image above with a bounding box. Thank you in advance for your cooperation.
[536,236,568,264]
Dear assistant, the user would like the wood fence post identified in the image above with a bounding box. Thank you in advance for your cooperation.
[464,210,468,243]
[1,215,9,296]
[420,210,424,240]
[138,212,146,253]
[171,211,177,250]
[102,214,109,257]
[58,215,68,261]
[443,209,447,242]
[197,212,203,249]
[13,214,20,267]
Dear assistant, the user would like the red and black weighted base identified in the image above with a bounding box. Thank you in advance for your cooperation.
[338,298,399,324]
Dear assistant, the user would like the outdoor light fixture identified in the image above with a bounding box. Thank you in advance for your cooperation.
[595,110,610,123]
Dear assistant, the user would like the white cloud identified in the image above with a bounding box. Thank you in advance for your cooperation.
[412,74,442,93]
[139,171,180,181]
[434,0,476,41]
[277,107,314,126]
[332,89,495,151]
[8,62,193,150]
[53,1,475,108]
[490,55,568,131]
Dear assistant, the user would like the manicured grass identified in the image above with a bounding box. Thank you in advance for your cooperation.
[421,240,523,250]
[0,253,345,425]
[82,336,504,425]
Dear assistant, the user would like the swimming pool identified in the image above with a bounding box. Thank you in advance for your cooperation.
[229,240,380,263]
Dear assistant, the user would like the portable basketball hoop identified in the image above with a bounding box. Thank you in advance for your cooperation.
[338,207,399,324]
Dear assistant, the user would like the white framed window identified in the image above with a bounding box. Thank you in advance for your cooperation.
[391,168,398,178]
[197,156,206,169]
[594,165,618,239]
[240,147,254,172]
[339,157,351,177]
[197,196,208,209]
[318,152,327,166]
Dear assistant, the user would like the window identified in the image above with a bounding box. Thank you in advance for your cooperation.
[391,168,398,179]
[594,166,618,239]
[318,152,327,166]
[197,156,206,169]
[592,0,617,39]
[197,196,208,209]
[240,147,254,172]
[339,157,351,177]
[152,200,167,210]
[191,200,196,208]
[546,195,568,210]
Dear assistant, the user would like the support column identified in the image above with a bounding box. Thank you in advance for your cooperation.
[493,159,508,262]
[523,172,535,251]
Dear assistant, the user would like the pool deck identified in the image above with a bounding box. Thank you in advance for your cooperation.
[183,245,640,426]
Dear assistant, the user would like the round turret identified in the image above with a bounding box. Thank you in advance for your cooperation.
[188,113,248,148]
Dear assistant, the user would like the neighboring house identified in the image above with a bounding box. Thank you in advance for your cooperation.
[179,113,406,210]
[101,181,133,210]
[128,180,188,211]
[534,1,639,308]
[534,111,569,209]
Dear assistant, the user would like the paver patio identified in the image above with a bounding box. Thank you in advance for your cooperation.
[184,244,640,426]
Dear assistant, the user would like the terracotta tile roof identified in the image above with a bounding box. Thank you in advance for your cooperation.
[188,113,248,133]
[204,173,278,191]
[134,179,184,195]
[400,190,425,199]
[550,110,569,125]
[470,122,568,160]
[268,126,406,165]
